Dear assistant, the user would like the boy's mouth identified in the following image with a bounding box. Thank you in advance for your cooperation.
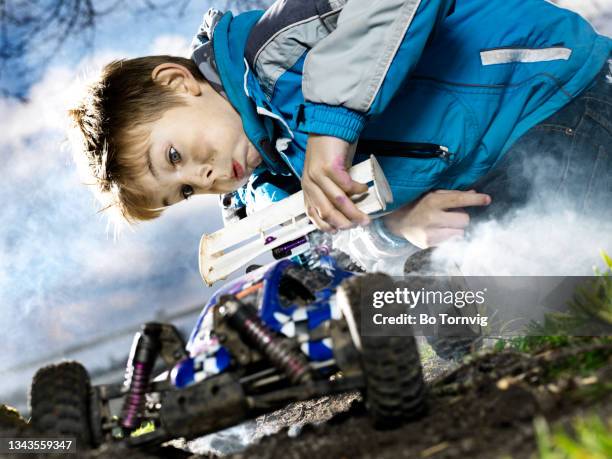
[232,160,245,181]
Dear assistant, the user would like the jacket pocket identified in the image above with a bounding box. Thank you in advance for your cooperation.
[354,139,454,192]
[479,47,572,66]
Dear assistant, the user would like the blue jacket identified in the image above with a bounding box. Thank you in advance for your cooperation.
[192,0,611,215]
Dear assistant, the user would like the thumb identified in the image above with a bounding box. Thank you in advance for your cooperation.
[348,180,369,196]
[334,167,369,195]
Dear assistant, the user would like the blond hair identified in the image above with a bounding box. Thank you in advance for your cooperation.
[68,56,205,223]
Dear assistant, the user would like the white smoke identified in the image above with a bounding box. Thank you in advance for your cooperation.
[430,0,612,277]
[432,209,612,276]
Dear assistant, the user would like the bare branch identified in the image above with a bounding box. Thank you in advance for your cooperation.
[0,0,209,99]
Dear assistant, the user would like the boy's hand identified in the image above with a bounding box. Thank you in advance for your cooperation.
[302,135,371,233]
[383,189,492,248]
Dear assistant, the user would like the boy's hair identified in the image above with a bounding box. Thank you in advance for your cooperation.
[68,55,205,223]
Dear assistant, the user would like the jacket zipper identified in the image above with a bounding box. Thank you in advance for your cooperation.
[355,139,453,162]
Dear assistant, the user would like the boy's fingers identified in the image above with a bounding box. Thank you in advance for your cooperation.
[434,188,477,194]
[433,190,491,209]
[436,210,470,229]
[306,183,354,230]
[424,228,465,247]
[305,195,337,233]
[321,168,369,197]
[320,176,370,226]
[345,179,369,196]
[308,206,337,233]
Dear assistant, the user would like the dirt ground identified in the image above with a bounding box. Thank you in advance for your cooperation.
[220,342,612,459]
[2,340,610,459]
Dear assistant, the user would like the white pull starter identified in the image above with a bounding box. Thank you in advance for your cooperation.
[199,155,393,285]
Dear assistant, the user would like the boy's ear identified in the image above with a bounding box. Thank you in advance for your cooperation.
[151,63,202,96]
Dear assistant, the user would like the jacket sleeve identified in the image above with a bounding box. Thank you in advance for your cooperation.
[301,0,454,143]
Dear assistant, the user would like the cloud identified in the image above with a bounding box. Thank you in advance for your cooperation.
[0,0,274,412]
[149,34,190,56]
[0,43,223,376]
[1,50,126,147]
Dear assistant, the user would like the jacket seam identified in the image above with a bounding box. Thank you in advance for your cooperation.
[253,14,319,68]
[363,0,423,111]
[411,72,574,98]
[582,95,612,108]
[480,45,573,52]
[264,46,308,99]
[254,8,343,98]
[253,8,343,75]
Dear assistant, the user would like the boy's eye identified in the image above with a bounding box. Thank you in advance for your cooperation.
[182,184,194,200]
[168,147,181,164]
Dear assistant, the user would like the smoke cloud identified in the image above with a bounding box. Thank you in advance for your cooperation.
[432,209,612,276]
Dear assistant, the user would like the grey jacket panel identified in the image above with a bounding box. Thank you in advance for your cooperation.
[246,0,332,64]
[247,0,423,111]
[303,0,423,112]
[246,0,344,97]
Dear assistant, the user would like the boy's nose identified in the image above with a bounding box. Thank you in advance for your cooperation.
[199,164,215,188]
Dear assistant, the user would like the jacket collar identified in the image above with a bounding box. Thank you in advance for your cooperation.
[205,11,290,175]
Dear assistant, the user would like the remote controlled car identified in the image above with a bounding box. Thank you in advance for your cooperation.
[30,156,488,447]
[29,158,479,452]
[29,245,426,452]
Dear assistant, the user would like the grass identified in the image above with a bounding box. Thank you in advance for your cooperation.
[495,251,612,355]
[495,335,611,354]
[0,404,27,429]
[534,414,612,459]
[571,380,612,405]
[419,340,437,361]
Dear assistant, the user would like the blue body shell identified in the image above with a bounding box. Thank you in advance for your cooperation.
[171,255,354,388]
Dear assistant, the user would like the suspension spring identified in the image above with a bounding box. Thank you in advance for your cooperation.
[120,322,161,431]
[219,296,312,384]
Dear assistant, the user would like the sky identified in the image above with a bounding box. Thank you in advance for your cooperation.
[0,0,273,409]
[0,0,611,411]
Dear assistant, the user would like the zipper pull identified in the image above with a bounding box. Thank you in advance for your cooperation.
[437,146,452,162]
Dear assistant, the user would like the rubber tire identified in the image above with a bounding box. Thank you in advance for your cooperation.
[29,361,95,449]
[426,335,482,361]
[337,273,426,428]
[404,248,482,362]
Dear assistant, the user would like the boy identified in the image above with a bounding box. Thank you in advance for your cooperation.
[68,0,611,260]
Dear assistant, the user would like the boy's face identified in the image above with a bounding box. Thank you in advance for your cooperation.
[134,63,262,208]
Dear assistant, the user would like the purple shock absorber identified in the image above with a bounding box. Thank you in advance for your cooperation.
[220,296,312,384]
[272,235,308,259]
[120,323,162,431]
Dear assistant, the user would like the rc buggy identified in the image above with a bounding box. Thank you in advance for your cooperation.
[30,250,426,451]
[28,158,477,452]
